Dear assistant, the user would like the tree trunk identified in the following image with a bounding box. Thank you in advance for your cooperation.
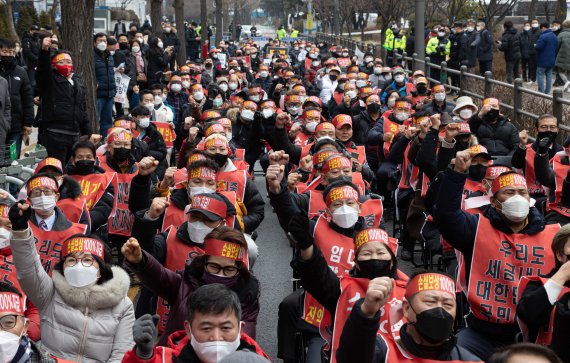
[5,1,19,41]
[173,0,186,66]
[151,0,163,35]
[528,0,538,21]
[201,0,208,47]
[60,0,97,133]
[215,0,223,44]
[556,0,567,21]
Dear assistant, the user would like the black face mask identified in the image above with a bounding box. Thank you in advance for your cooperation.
[411,306,455,343]
[537,131,558,142]
[113,147,130,162]
[329,74,338,81]
[456,138,470,151]
[119,43,129,50]
[213,153,229,168]
[468,164,487,181]
[74,160,95,175]
[484,109,499,122]
[357,259,392,279]
[367,103,381,114]
[327,175,352,184]
[0,56,16,68]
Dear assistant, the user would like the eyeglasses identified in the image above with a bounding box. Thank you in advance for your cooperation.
[0,314,18,330]
[205,262,240,277]
[538,125,558,131]
[30,188,56,197]
[64,256,96,267]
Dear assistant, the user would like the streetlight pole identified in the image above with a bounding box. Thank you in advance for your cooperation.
[333,0,340,35]
[414,0,426,71]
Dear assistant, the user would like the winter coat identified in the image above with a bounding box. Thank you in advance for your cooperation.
[126,251,260,346]
[475,28,494,62]
[423,100,455,117]
[136,122,168,162]
[556,29,570,71]
[147,47,171,85]
[528,28,542,56]
[465,30,478,67]
[10,228,135,363]
[468,113,519,156]
[35,50,91,136]
[448,31,470,68]
[0,76,11,143]
[93,49,116,99]
[21,32,39,68]
[499,28,522,61]
[0,62,34,132]
[520,30,532,59]
[535,29,558,68]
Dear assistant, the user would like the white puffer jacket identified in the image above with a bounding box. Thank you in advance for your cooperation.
[10,229,135,363]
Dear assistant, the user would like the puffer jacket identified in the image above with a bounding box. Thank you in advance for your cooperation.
[556,29,570,71]
[10,228,135,363]
[499,28,522,61]
[94,49,116,99]
[468,113,519,156]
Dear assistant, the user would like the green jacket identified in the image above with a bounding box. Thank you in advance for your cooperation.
[277,29,287,40]
[383,31,406,52]
[426,37,450,58]
[290,30,299,38]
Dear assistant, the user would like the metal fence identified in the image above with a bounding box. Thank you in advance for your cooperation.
[306,32,570,135]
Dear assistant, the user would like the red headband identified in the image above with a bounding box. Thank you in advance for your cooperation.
[188,167,217,181]
[313,151,341,168]
[483,98,500,107]
[395,100,411,109]
[35,157,63,174]
[303,109,321,119]
[243,101,259,111]
[204,239,246,262]
[205,123,225,137]
[61,237,105,259]
[354,228,389,250]
[321,156,352,175]
[108,131,132,144]
[0,292,25,315]
[432,85,446,93]
[315,122,335,134]
[51,52,72,65]
[187,153,209,166]
[404,273,456,300]
[27,176,58,195]
[325,185,359,205]
[0,205,9,218]
[491,172,527,195]
[188,195,227,218]
[485,166,511,179]
[204,135,229,150]
[113,120,134,129]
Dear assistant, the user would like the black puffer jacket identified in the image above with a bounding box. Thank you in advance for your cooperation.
[93,49,116,99]
[137,122,167,162]
[0,62,34,132]
[468,113,519,156]
[352,110,382,146]
[35,50,91,136]
[499,28,522,61]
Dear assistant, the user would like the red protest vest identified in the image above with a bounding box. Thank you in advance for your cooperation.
[467,217,559,324]
[56,197,89,225]
[235,148,246,160]
[98,156,138,237]
[156,227,205,334]
[383,118,403,158]
[307,188,383,222]
[398,143,420,191]
[70,172,116,211]
[152,121,176,148]
[518,276,570,345]
[173,168,187,188]
[30,222,88,275]
[547,152,570,217]
[300,143,314,159]
[329,277,408,363]
[524,145,548,195]
[217,170,247,201]
[0,254,20,289]
[333,92,344,106]
[294,131,312,147]
[345,145,366,165]
[383,337,482,363]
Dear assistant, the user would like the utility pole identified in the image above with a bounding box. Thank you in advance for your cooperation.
[414,0,426,71]
[333,0,340,35]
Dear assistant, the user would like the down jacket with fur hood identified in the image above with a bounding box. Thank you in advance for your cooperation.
[10,228,135,363]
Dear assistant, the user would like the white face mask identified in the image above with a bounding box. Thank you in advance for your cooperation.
[395,112,410,121]
[499,195,530,222]
[144,103,155,112]
[331,204,359,228]
[394,75,405,83]
[259,71,268,78]
[364,57,373,63]
[165,27,172,33]
[250,95,261,102]
[373,67,382,75]
[182,80,191,89]
[109,50,115,56]
[219,83,229,92]
[229,83,238,90]
[345,90,357,99]
[64,264,99,288]
[0,227,11,250]
[157,41,164,49]
[387,99,396,108]
[524,26,531,31]
[131,46,140,53]
[476,26,482,32]
[287,106,300,116]
[434,93,446,102]
[96,42,107,51]
[154,95,163,106]
[187,221,216,243]
[226,132,233,141]
[0,330,22,363]
[30,195,56,214]
[139,118,150,128]
[437,31,446,37]
[262,108,274,119]
[532,23,539,29]
[190,329,241,363]
[317,135,335,142]
[136,37,144,44]
[171,84,182,93]
[312,60,321,67]
[241,109,255,122]
[193,91,204,101]
[305,121,318,133]
[459,109,473,119]
[356,80,367,88]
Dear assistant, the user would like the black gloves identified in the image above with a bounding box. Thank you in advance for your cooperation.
[537,137,553,154]
[288,214,314,250]
[133,314,159,359]
[8,201,31,231]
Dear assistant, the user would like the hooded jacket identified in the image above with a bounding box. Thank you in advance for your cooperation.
[10,229,135,363]
[468,113,519,156]
[0,61,34,132]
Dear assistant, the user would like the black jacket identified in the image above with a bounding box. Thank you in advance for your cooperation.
[476,28,494,62]
[35,50,91,136]
[423,100,455,117]
[137,122,167,162]
[527,28,542,56]
[465,30,478,67]
[147,46,171,85]
[468,113,519,156]
[449,31,469,68]
[21,32,39,68]
[500,28,522,61]
[94,49,116,99]
[353,110,382,146]
[0,62,34,132]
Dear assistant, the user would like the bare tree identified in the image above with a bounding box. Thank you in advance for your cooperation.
[201,0,207,47]
[151,0,163,34]
[555,0,567,21]
[477,0,517,30]
[1,0,19,40]
[215,0,222,43]
[60,0,97,131]
[173,0,186,66]
[527,0,538,21]
[119,0,135,10]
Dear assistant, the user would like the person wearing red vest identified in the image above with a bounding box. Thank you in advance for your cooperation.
[288,226,401,363]
[0,200,41,342]
[0,283,73,363]
[517,224,570,361]
[122,227,260,346]
[435,150,560,361]
[534,136,570,225]
[512,114,562,200]
[122,284,269,363]
[65,140,115,232]
[336,271,482,363]
[331,114,367,166]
